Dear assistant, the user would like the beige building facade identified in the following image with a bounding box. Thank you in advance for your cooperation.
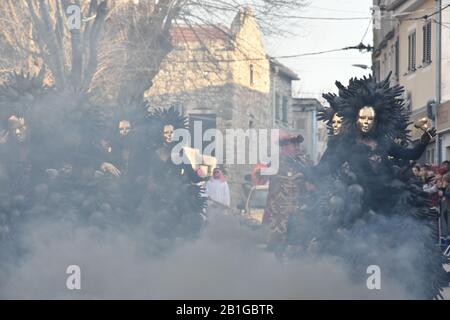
[373,0,450,163]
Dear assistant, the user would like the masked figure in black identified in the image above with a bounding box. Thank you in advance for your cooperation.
[288,74,448,299]
[132,106,206,248]
[0,72,52,231]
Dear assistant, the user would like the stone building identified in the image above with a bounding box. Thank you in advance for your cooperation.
[145,7,300,207]
[270,59,300,130]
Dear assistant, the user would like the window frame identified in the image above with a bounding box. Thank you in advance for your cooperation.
[275,93,280,120]
[422,20,432,65]
[408,30,417,72]
[282,96,288,124]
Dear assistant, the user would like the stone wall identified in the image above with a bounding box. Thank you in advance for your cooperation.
[270,71,296,130]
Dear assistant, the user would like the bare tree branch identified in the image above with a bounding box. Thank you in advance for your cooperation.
[0,0,307,101]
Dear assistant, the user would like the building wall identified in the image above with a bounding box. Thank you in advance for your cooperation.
[373,0,450,161]
[271,73,294,129]
[229,9,271,95]
[374,0,450,164]
[398,0,436,112]
[374,0,436,109]
[316,121,329,162]
[291,98,325,163]
[442,0,450,103]
[437,0,450,162]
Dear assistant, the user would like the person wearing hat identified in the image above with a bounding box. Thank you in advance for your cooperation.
[262,131,313,252]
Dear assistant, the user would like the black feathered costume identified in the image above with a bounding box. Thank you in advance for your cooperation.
[132,106,206,243]
[287,74,448,299]
[0,71,50,228]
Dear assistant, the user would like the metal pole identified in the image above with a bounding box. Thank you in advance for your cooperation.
[436,0,442,164]
[436,0,443,244]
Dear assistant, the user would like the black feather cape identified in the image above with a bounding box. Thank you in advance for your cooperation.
[288,74,449,299]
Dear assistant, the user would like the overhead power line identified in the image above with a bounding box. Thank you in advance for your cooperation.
[307,6,369,14]
[283,15,371,21]
[401,3,450,20]
[434,18,450,29]
[169,43,373,64]
[360,18,372,43]
[274,43,373,59]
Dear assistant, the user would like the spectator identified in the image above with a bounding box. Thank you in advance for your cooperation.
[419,164,430,184]
[412,164,421,178]
[423,174,441,209]
[205,168,231,215]
[431,161,450,176]
[441,174,450,242]
[423,173,436,193]
[440,173,450,241]
[426,165,436,179]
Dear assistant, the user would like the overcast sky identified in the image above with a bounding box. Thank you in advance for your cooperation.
[266,0,373,101]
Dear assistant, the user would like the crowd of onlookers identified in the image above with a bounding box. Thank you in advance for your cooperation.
[412,161,450,243]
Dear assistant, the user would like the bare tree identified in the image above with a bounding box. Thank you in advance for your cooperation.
[0,0,307,102]
[0,0,108,90]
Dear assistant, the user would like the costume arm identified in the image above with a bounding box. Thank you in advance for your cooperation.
[423,184,438,194]
[303,143,344,180]
[389,128,436,160]
[389,140,427,161]
[182,163,206,183]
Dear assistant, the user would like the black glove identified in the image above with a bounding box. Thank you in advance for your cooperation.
[420,127,437,144]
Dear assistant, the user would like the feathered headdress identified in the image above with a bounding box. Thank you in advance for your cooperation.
[145,106,188,147]
[115,97,150,125]
[148,106,188,129]
[318,92,346,136]
[0,69,48,121]
[324,73,411,143]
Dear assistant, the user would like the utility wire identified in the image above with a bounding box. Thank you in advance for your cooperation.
[307,6,369,14]
[360,18,372,43]
[275,44,372,59]
[401,3,450,20]
[434,18,450,29]
[167,44,373,64]
[283,15,371,21]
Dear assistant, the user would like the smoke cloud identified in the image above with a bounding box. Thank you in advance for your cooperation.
[0,212,412,299]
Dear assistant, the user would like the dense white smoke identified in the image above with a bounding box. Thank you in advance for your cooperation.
[0,212,412,299]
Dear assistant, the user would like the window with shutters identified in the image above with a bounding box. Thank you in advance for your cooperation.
[282,96,288,123]
[408,30,416,72]
[423,21,432,64]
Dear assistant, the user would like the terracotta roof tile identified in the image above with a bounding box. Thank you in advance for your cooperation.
[171,25,230,42]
